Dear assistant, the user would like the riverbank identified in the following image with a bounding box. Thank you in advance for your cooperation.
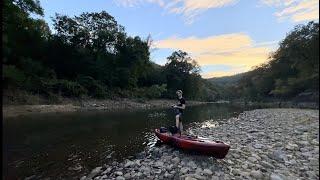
[3,98,207,118]
[231,101,319,109]
[82,108,319,180]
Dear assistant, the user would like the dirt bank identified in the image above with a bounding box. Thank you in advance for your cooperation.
[3,99,207,118]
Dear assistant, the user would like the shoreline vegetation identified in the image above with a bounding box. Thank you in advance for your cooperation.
[3,98,208,118]
[3,94,318,118]
[3,89,318,118]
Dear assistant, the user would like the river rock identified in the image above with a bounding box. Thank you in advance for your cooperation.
[211,176,220,180]
[195,168,202,175]
[250,170,263,179]
[114,171,123,176]
[142,166,151,174]
[154,161,164,168]
[203,169,213,175]
[86,167,102,180]
[253,143,263,149]
[192,174,206,180]
[184,176,197,180]
[180,167,190,174]
[115,176,125,180]
[187,161,197,169]
[261,161,275,169]
[269,150,286,162]
[248,156,257,162]
[124,160,135,167]
[164,171,173,178]
[154,169,162,174]
[102,167,112,175]
[123,173,130,179]
[171,157,180,164]
[270,173,283,180]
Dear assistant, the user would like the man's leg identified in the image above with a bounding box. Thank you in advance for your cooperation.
[175,114,183,135]
[178,114,183,135]
[176,114,180,135]
[179,121,183,133]
[175,115,180,129]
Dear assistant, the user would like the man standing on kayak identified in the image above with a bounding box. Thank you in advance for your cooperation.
[172,90,186,135]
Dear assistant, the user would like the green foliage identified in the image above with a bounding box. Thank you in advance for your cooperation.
[45,79,87,97]
[229,21,319,101]
[143,84,167,98]
[3,0,218,101]
[19,58,56,78]
[13,0,44,16]
[138,62,166,87]
[76,75,108,98]
[3,65,27,88]
[209,22,318,102]
[164,50,204,99]
[208,73,245,87]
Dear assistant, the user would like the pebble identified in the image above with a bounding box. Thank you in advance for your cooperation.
[171,157,180,164]
[250,170,263,179]
[114,171,123,176]
[270,173,283,180]
[203,169,213,175]
[115,176,125,180]
[180,167,190,174]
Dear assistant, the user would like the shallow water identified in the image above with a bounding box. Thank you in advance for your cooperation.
[3,103,257,179]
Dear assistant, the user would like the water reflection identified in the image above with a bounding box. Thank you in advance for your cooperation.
[3,103,256,179]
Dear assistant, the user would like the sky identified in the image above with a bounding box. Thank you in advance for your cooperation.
[38,0,319,78]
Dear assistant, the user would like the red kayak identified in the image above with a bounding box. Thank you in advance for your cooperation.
[154,129,230,159]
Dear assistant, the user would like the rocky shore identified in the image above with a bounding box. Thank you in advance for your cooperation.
[3,99,206,118]
[81,108,319,180]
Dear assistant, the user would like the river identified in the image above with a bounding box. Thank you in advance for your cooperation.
[3,103,258,179]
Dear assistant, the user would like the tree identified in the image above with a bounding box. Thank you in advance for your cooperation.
[164,50,201,99]
[53,11,125,53]
[235,21,319,101]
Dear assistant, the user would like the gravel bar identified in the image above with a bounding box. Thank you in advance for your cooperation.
[81,108,319,180]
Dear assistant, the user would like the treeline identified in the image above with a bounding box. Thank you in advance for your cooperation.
[218,21,319,102]
[3,0,219,102]
[5,0,316,104]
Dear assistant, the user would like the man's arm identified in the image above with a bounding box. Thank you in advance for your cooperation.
[180,104,186,109]
[173,104,186,109]
[174,104,185,109]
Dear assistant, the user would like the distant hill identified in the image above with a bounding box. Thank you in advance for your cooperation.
[207,72,247,87]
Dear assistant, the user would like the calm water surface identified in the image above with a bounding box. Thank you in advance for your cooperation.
[3,103,258,179]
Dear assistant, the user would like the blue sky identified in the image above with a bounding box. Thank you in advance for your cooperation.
[38,0,319,78]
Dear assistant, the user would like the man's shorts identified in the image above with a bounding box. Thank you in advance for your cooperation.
[174,108,183,121]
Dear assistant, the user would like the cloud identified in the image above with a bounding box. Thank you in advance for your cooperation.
[155,33,253,54]
[200,64,246,78]
[114,0,238,24]
[154,33,277,78]
[260,0,319,22]
[113,0,165,7]
[201,65,247,78]
[165,0,239,24]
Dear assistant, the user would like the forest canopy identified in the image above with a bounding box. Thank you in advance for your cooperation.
[3,0,218,102]
[3,0,318,104]
[214,21,319,102]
